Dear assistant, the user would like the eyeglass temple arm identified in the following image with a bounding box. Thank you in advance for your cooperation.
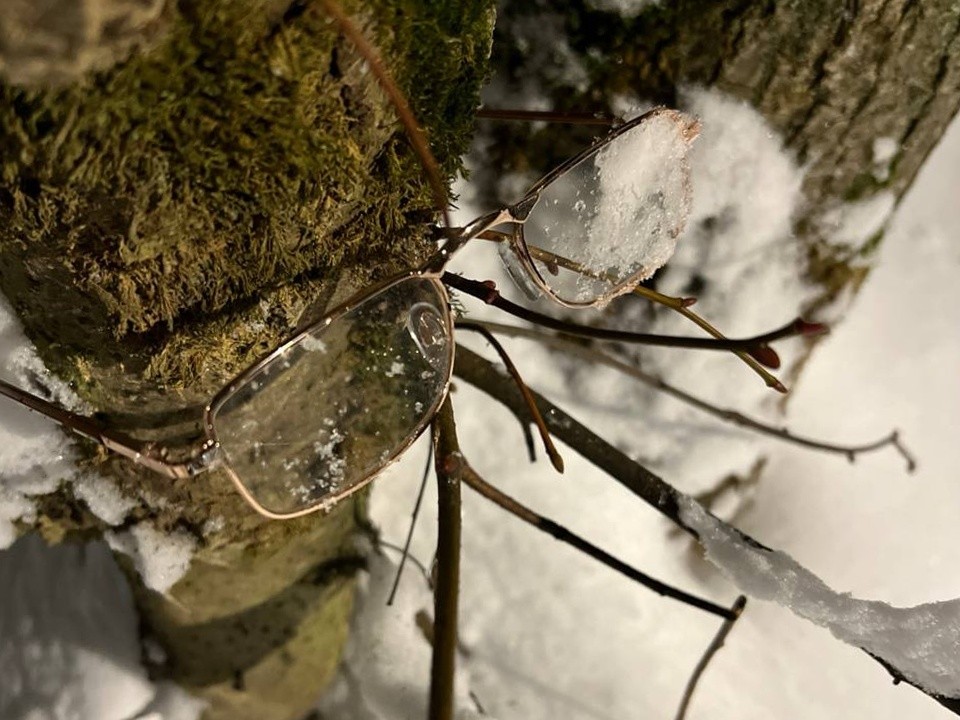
[0,377,203,480]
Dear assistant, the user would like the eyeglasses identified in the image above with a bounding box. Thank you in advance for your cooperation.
[0,107,701,520]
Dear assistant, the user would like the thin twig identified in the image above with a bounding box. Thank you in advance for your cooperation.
[476,107,619,126]
[387,444,435,605]
[429,399,463,720]
[460,461,736,620]
[475,320,917,471]
[674,595,748,720]
[468,227,797,387]
[379,539,433,588]
[456,321,565,472]
[316,0,451,228]
[443,273,822,392]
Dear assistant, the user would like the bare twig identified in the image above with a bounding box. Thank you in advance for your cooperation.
[387,443,435,606]
[378,539,433,588]
[674,596,748,720]
[459,461,736,620]
[429,399,463,720]
[476,107,619,126]
[316,0,451,228]
[456,321,565,472]
[444,273,827,392]
[475,321,917,471]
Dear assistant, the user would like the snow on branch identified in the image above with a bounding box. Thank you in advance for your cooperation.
[678,495,960,709]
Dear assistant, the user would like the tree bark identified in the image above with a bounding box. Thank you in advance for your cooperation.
[487,0,960,309]
[0,1,494,718]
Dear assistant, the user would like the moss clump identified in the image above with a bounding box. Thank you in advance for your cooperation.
[0,0,494,412]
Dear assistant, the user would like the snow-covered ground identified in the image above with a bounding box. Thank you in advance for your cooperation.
[2,97,959,720]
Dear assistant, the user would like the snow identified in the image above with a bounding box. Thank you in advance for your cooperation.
[72,473,139,526]
[0,295,84,547]
[586,0,661,16]
[317,551,486,720]
[0,534,202,720]
[678,494,960,698]
[873,137,899,181]
[105,523,196,595]
[820,190,896,247]
[1,83,959,720]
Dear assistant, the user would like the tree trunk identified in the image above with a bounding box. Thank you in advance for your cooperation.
[487,0,960,310]
[0,1,494,718]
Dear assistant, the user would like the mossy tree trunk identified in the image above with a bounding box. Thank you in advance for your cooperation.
[0,1,494,719]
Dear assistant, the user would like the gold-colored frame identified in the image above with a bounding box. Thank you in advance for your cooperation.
[204,273,456,520]
[0,111,685,520]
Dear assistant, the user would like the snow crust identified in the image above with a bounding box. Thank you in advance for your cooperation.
[525,108,698,302]
[679,495,960,697]
[106,523,196,595]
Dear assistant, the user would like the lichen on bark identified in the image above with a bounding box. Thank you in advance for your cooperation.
[0,0,495,718]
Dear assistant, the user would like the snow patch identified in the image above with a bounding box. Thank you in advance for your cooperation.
[873,137,898,182]
[0,535,154,720]
[316,551,486,719]
[106,523,196,595]
[0,295,86,543]
[586,0,660,15]
[72,473,138,527]
[821,191,896,247]
[679,495,960,698]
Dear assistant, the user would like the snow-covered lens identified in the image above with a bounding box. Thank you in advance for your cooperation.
[210,277,452,517]
[522,108,698,305]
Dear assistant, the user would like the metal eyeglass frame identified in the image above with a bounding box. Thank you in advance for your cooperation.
[0,110,670,520]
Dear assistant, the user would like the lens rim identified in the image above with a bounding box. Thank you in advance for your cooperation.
[507,107,698,309]
[203,273,454,520]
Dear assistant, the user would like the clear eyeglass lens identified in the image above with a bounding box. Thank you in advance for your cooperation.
[522,109,697,305]
[211,277,451,516]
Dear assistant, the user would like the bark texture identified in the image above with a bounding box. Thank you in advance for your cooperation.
[0,1,494,718]
[487,0,960,307]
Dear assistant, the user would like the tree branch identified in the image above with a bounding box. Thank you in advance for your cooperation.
[452,344,960,717]
[429,399,463,720]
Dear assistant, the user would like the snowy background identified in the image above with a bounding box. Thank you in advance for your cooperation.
[2,89,960,720]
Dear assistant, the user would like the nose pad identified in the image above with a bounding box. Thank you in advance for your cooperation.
[498,241,543,301]
[406,302,448,370]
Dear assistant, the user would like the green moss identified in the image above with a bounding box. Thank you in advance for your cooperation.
[0,5,495,718]
[0,0,494,412]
